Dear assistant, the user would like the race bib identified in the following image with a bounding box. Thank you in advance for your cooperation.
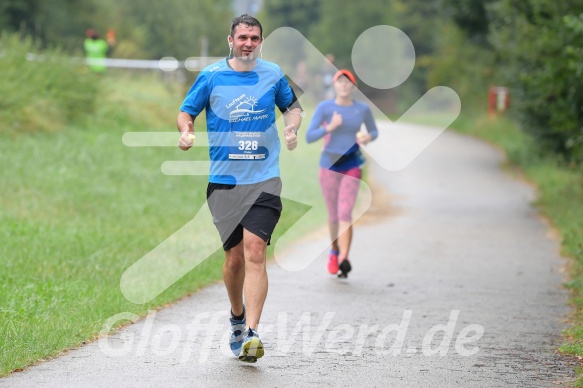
[228,131,267,160]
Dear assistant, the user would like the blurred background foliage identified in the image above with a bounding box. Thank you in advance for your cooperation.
[1,0,582,159]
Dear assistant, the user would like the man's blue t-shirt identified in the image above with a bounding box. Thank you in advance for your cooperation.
[180,58,294,185]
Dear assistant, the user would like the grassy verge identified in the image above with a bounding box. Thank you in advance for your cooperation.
[0,70,325,375]
[0,34,100,134]
[443,111,583,383]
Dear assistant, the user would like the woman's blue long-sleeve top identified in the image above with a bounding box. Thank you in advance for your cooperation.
[306,99,378,171]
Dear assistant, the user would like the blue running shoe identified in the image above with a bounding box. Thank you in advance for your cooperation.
[238,328,264,363]
[229,305,246,357]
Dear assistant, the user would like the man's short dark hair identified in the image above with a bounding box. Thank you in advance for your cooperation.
[230,14,263,38]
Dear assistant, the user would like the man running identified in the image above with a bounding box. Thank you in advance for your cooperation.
[176,14,303,362]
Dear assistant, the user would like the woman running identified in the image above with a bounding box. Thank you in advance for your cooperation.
[306,69,379,278]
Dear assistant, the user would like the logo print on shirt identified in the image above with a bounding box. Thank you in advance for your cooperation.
[230,96,267,122]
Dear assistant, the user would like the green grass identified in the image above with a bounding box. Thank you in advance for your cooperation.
[0,71,326,375]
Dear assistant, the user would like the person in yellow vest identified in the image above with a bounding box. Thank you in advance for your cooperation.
[84,29,115,73]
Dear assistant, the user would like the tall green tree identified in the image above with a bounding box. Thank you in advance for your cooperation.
[423,0,498,108]
[124,0,234,59]
[260,0,321,38]
[390,0,444,106]
[426,22,497,109]
[0,0,41,34]
[488,0,583,160]
[309,0,393,69]
[0,0,100,52]
[0,0,235,59]
[440,0,494,46]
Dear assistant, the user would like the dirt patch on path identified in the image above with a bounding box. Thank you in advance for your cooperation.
[355,175,403,226]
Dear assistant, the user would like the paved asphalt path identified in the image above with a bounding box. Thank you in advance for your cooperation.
[1,124,578,387]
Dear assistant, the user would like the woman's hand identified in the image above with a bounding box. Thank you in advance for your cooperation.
[356,131,372,145]
[326,111,342,132]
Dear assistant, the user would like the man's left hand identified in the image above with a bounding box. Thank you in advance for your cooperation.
[284,125,298,151]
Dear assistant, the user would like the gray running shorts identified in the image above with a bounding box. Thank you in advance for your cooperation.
[206,177,283,250]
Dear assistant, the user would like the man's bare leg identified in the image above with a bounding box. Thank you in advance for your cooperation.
[223,242,245,317]
[242,229,268,329]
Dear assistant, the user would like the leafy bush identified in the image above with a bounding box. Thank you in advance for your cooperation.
[488,0,583,162]
[0,33,100,133]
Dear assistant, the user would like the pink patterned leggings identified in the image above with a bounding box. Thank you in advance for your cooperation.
[318,167,362,223]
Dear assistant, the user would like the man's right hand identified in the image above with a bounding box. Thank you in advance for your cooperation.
[178,121,195,151]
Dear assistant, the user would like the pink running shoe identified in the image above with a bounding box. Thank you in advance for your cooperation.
[327,250,339,274]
